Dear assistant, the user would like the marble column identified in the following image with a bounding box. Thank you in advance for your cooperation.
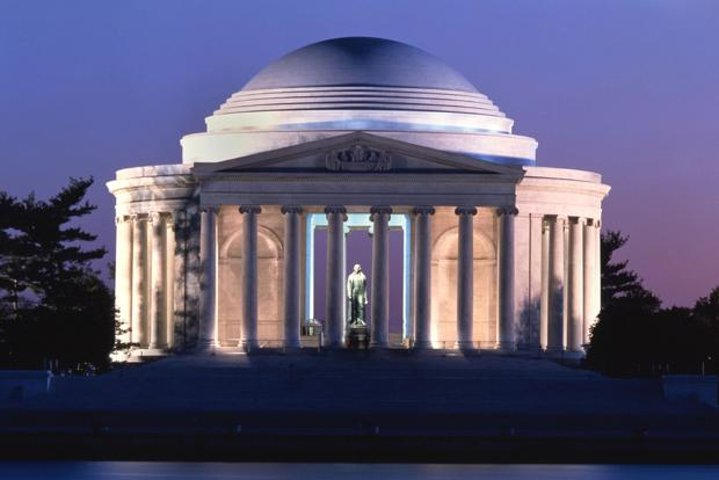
[413,206,435,349]
[583,219,600,344]
[130,215,147,347]
[163,213,177,349]
[198,207,218,351]
[407,214,417,342]
[171,210,188,350]
[149,212,166,350]
[498,207,518,351]
[325,206,347,348]
[594,221,601,337]
[370,206,392,348]
[540,220,550,350]
[282,206,303,349]
[547,215,565,354]
[567,217,584,353]
[115,215,133,346]
[456,206,477,350]
[240,205,261,352]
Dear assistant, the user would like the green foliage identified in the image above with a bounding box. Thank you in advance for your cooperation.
[586,230,719,376]
[0,178,115,372]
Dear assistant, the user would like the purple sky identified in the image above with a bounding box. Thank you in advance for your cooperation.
[1,0,718,307]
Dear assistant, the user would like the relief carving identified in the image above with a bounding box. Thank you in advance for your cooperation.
[325,145,392,172]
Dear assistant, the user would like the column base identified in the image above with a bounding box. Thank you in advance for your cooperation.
[196,339,219,353]
[324,341,345,350]
[239,340,259,353]
[496,341,517,353]
[125,347,169,362]
[283,340,302,350]
[455,341,476,352]
[564,349,586,360]
[412,340,433,350]
[543,347,578,359]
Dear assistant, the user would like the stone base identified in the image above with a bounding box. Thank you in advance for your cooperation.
[346,326,370,350]
[125,348,169,363]
[239,340,259,353]
[455,341,476,353]
[411,340,433,350]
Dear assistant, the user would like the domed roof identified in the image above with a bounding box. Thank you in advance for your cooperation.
[181,37,538,166]
[243,37,479,93]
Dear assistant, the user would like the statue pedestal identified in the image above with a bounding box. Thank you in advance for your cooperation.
[346,325,370,349]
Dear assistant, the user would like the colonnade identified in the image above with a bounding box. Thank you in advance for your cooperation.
[115,211,186,351]
[115,206,601,355]
[542,215,601,355]
[193,204,518,352]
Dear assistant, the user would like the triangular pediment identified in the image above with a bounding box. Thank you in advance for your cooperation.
[192,132,523,179]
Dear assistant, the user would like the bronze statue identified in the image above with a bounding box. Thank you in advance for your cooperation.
[346,263,368,326]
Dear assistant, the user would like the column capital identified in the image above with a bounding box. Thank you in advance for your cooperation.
[167,209,187,231]
[201,206,219,214]
[324,205,347,221]
[239,205,261,215]
[496,206,519,217]
[281,205,304,215]
[455,206,478,216]
[370,205,393,221]
[115,215,129,225]
[148,211,164,224]
[412,206,435,216]
[569,216,586,226]
[324,205,347,214]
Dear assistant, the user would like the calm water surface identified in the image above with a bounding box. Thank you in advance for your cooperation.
[1,463,719,480]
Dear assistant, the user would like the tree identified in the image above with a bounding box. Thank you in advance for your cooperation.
[586,230,661,375]
[691,286,719,373]
[600,230,654,307]
[587,230,719,376]
[0,178,115,371]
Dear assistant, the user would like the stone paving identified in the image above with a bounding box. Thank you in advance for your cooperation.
[17,351,696,416]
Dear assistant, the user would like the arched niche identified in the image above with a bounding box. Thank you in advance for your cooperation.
[218,225,284,346]
[430,225,497,348]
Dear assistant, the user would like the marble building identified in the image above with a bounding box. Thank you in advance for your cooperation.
[107,37,610,357]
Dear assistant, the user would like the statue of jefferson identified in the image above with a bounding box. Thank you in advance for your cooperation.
[346,263,368,327]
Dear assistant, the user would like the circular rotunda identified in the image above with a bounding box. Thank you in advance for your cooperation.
[108,37,609,359]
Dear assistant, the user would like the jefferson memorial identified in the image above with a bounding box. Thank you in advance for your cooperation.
[108,37,609,357]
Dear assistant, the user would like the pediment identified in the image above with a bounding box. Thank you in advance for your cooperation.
[192,132,523,179]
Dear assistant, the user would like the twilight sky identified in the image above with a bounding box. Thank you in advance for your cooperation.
[1,0,717,307]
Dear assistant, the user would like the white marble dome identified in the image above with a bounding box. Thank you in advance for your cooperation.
[242,37,479,92]
[181,37,538,165]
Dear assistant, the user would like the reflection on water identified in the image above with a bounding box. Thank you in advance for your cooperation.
[1,462,719,480]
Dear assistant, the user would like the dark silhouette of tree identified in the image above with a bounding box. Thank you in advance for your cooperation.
[586,230,661,375]
[691,287,719,373]
[0,178,114,371]
[600,230,651,307]
[587,229,719,376]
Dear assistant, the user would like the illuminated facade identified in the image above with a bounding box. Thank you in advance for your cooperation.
[107,37,609,358]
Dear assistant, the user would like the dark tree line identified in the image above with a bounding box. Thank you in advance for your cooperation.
[586,230,719,377]
[0,178,116,372]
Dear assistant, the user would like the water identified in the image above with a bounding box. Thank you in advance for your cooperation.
[1,463,718,480]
